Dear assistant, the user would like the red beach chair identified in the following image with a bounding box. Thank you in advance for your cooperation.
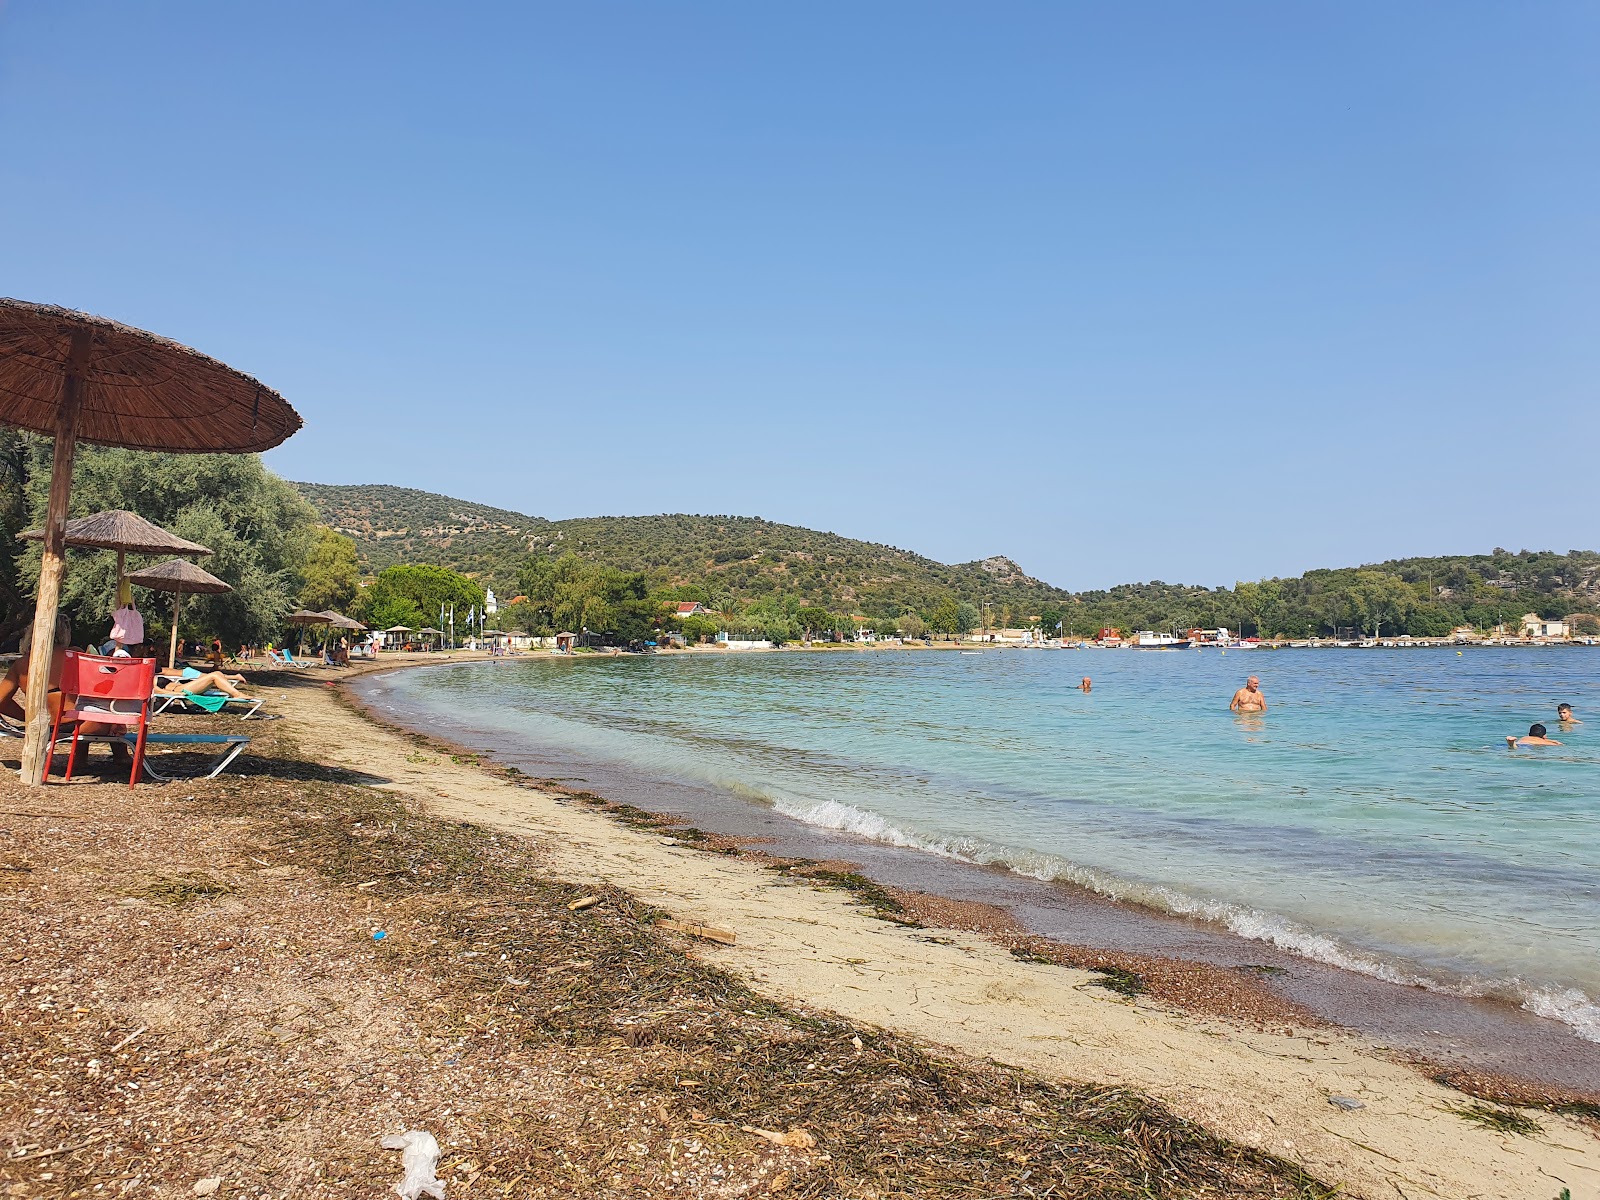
[48,651,156,788]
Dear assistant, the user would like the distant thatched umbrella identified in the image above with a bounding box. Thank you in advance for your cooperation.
[318,610,365,630]
[286,609,332,655]
[124,559,233,671]
[384,625,413,634]
[0,298,300,784]
[21,509,212,616]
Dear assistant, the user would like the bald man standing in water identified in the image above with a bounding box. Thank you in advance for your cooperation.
[1229,676,1267,713]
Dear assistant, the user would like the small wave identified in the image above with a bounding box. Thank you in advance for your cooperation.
[1520,985,1600,1043]
[768,794,1600,1043]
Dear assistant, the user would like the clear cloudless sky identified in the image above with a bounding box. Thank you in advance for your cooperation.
[2,2,1596,589]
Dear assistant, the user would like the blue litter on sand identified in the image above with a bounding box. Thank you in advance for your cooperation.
[372,930,387,941]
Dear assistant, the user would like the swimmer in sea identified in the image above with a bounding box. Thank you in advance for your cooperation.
[1507,723,1562,747]
[1229,675,1266,713]
[1080,677,1091,693]
[1556,702,1581,726]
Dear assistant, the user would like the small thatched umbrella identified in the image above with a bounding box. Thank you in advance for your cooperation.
[0,299,300,783]
[318,610,365,630]
[287,609,332,656]
[123,559,233,671]
[21,509,212,617]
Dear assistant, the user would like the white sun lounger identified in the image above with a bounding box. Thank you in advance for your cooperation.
[149,691,266,719]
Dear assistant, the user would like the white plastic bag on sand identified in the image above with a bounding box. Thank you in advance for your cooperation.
[381,1130,446,1199]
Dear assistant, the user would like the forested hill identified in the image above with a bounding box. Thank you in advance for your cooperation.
[292,483,1074,615]
[292,482,550,581]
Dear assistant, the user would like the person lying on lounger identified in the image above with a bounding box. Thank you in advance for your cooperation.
[154,669,250,700]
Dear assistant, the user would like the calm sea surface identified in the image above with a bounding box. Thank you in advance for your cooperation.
[364,647,1600,1041]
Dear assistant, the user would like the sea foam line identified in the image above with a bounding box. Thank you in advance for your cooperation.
[769,795,1600,1044]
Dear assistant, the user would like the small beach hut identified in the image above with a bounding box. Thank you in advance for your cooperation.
[0,299,301,784]
[123,559,234,671]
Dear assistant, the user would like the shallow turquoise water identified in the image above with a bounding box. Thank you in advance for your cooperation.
[373,647,1600,1040]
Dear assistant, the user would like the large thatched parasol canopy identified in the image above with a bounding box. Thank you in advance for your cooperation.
[124,559,233,672]
[318,610,365,630]
[0,299,301,452]
[21,509,213,557]
[0,299,300,783]
[288,610,333,624]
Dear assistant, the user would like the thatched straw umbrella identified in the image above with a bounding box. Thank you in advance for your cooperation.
[20,509,212,614]
[0,299,300,783]
[287,609,333,656]
[123,559,233,671]
[318,610,365,630]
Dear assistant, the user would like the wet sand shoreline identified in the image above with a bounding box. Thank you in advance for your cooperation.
[346,656,1600,1098]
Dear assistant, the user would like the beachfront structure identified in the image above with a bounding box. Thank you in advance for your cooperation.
[1521,613,1570,639]
[675,602,707,618]
[968,628,1039,644]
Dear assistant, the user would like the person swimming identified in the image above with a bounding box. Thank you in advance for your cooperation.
[1079,677,1091,693]
[1229,676,1266,713]
[1556,702,1581,725]
[1507,723,1562,747]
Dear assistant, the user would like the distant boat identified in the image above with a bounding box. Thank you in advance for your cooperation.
[1132,631,1192,650]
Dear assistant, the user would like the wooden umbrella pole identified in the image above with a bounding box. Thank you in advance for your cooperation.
[169,591,182,671]
[20,329,93,785]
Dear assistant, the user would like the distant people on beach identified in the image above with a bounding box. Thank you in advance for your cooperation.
[1080,677,1091,693]
[1557,703,1581,725]
[1507,724,1562,748]
[1229,676,1266,713]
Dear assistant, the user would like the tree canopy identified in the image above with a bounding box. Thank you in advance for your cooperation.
[3,434,317,649]
[355,564,484,633]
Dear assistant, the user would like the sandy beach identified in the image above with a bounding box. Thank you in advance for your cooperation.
[3,653,1597,1199]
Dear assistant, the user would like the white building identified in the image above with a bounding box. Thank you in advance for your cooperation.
[1521,613,1569,639]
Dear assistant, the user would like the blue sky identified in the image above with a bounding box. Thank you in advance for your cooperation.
[2,2,1596,590]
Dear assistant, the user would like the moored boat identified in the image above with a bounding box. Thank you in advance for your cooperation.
[1132,631,1192,649]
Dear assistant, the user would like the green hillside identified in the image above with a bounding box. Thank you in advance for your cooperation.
[292,482,550,581]
[294,482,1600,638]
[293,483,1074,617]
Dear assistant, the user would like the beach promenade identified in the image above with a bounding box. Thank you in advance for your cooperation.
[2,655,1596,1198]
